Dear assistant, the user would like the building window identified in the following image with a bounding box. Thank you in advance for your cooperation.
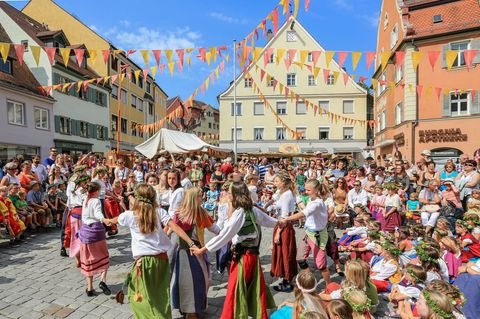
[450,92,469,116]
[111,56,118,71]
[287,73,296,86]
[121,118,128,134]
[0,59,12,74]
[267,77,275,87]
[254,128,264,140]
[384,13,389,29]
[111,114,118,132]
[395,64,403,83]
[244,77,252,88]
[79,122,89,137]
[276,127,286,140]
[308,75,316,86]
[7,100,25,126]
[131,71,136,84]
[307,52,313,62]
[254,102,264,115]
[111,84,118,99]
[131,94,137,108]
[121,89,127,104]
[208,122,212,129]
[148,102,154,115]
[395,103,403,125]
[276,102,287,115]
[231,103,242,116]
[433,14,443,23]
[146,82,151,94]
[137,98,143,111]
[59,117,71,134]
[450,41,469,68]
[268,53,274,63]
[343,100,354,114]
[138,76,144,89]
[231,128,242,141]
[319,100,330,112]
[97,125,105,139]
[34,108,48,130]
[390,24,398,49]
[377,114,382,133]
[296,127,306,140]
[286,31,297,42]
[296,102,306,114]
[319,127,329,140]
[326,75,335,85]
[131,121,137,136]
[21,40,29,52]
[343,127,354,140]
[377,71,387,96]
[95,91,105,106]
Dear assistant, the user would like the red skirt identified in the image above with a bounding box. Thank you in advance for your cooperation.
[271,223,297,281]
[80,240,110,276]
[350,242,374,263]
[382,211,401,232]
[104,198,120,232]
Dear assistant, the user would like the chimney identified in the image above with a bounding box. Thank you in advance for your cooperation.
[267,29,273,42]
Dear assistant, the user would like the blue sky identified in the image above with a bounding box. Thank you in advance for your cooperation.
[13,0,381,106]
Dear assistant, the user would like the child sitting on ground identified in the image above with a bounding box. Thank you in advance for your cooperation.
[440,236,462,280]
[8,185,34,230]
[388,264,426,317]
[466,188,480,218]
[338,216,369,248]
[0,186,26,243]
[395,226,417,266]
[342,288,373,319]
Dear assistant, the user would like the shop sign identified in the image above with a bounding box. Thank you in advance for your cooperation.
[394,133,405,146]
[419,128,467,143]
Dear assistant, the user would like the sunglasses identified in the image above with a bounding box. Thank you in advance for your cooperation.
[465,163,475,166]
[354,184,361,187]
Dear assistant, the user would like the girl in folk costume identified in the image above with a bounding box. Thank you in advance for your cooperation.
[191,181,278,319]
[280,179,331,285]
[395,226,418,267]
[215,181,233,275]
[78,182,111,296]
[342,288,374,319]
[398,286,455,319]
[272,270,329,319]
[416,241,450,283]
[388,264,427,317]
[110,184,195,319]
[104,179,125,235]
[171,188,220,318]
[0,186,26,244]
[91,167,115,235]
[266,170,298,292]
[327,300,354,319]
[370,185,386,222]
[382,183,402,233]
[455,219,480,263]
[439,236,462,280]
[369,241,403,292]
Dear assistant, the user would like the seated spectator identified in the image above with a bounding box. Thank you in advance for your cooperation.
[27,180,51,228]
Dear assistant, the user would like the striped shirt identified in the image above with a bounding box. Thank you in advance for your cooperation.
[257,164,268,181]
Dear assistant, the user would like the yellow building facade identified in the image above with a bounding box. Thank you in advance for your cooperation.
[219,18,368,156]
[22,0,167,151]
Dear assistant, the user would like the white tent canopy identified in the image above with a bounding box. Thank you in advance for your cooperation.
[135,128,231,159]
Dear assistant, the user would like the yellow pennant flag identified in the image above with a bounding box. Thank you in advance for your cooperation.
[333,71,340,84]
[254,47,263,62]
[76,81,83,92]
[168,62,175,75]
[371,78,378,90]
[351,52,362,71]
[290,91,295,102]
[164,50,173,63]
[210,47,217,62]
[103,76,110,84]
[120,73,125,83]
[411,51,423,70]
[205,52,212,65]
[313,67,321,79]
[225,54,230,63]
[134,70,141,83]
[0,43,10,63]
[388,81,395,91]
[30,45,41,66]
[62,83,70,92]
[113,49,123,58]
[443,87,450,97]
[276,48,285,65]
[279,83,284,95]
[140,50,150,66]
[381,52,390,71]
[425,86,432,97]
[293,0,299,18]
[299,50,308,66]
[408,84,413,93]
[59,48,71,66]
[215,67,219,78]
[88,49,98,65]
[205,78,210,90]
[445,50,458,69]
[325,51,335,68]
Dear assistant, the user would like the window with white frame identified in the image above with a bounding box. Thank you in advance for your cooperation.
[343,100,354,114]
[450,41,469,68]
[377,114,382,133]
[267,76,275,87]
[131,121,137,136]
[276,102,287,115]
[296,102,307,114]
[253,102,264,115]
[60,117,71,134]
[34,108,48,130]
[287,73,296,86]
[390,24,398,49]
[231,102,242,116]
[244,77,253,88]
[384,13,389,29]
[319,100,330,113]
[327,74,335,85]
[450,92,469,116]
[231,128,242,141]
[276,127,286,140]
[319,127,329,140]
[395,103,403,125]
[254,128,264,140]
[146,82,151,94]
[7,100,25,125]
[97,125,105,139]
[307,52,313,62]
[286,31,297,42]
[308,75,316,86]
[79,122,89,137]
[395,64,403,83]
[377,71,387,96]
[296,127,306,139]
[343,127,354,140]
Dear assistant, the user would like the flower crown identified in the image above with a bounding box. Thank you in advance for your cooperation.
[456,219,474,230]
[383,182,400,191]
[463,215,480,226]
[295,276,317,294]
[406,267,424,284]
[134,194,153,205]
[94,167,108,175]
[422,290,453,319]
[343,288,372,314]
[416,242,439,265]
[74,175,91,185]
[382,240,401,257]
[73,165,88,173]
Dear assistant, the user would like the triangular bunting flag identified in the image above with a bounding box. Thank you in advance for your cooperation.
[164,50,173,63]
[325,51,335,68]
[60,48,71,66]
[311,51,321,67]
[168,62,175,75]
[209,47,217,62]
[287,49,297,65]
[366,52,376,70]
[13,44,25,65]
[323,69,330,84]
[411,51,423,70]
[0,43,10,63]
[253,47,262,62]
[271,7,279,35]
[445,50,457,69]
[140,50,150,66]
[44,47,56,65]
[30,46,41,66]
[134,70,141,83]
[417,85,423,98]
[337,51,348,69]
[73,49,85,67]
[351,52,362,71]
[371,78,378,90]
[342,72,349,86]
[176,49,185,68]
[205,78,210,90]
[264,48,273,67]
[101,49,110,64]
[150,66,157,78]
[299,50,308,66]
[276,48,285,65]
[333,71,340,84]
[152,50,162,66]
[142,68,149,80]
[313,67,321,79]
[381,51,390,71]
[464,50,478,70]
[428,51,440,71]
[395,51,405,69]
[435,87,442,100]
[260,69,266,82]
[284,58,292,70]
[88,49,98,65]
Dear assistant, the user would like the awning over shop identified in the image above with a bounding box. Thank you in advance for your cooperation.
[238,148,262,153]
[333,147,363,153]
[373,139,395,149]
[301,147,328,153]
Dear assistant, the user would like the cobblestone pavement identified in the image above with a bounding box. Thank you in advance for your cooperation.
[0,226,390,319]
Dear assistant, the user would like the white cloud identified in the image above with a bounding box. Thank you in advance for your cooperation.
[114,26,200,50]
[333,0,354,10]
[119,20,132,28]
[89,25,98,32]
[209,12,248,25]
[358,11,379,28]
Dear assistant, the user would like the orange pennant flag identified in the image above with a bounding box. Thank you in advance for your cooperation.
[299,50,308,66]
[371,79,378,90]
[381,52,390,71]
[150,66,157,78]
[313,67,321,79]
[445,50,458,69]
[30,46,41,66]
[325,51,335,68]
[164,50,173,63]
[134,70,141,83]
[351,52,362,71]
[254,47,263,62]
[168,62,175,75]
[205,52,212,65]
[411,51,423,70]
[276,48,285,65]
[88,49,98,65]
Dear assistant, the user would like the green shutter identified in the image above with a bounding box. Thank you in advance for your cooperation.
[54,115,60,133]
[442,95,451,117]
[89,123,96,138]
[101,92,107,107]
[53,73,60,85]
[72,120,79,136]
[103,126,108,140]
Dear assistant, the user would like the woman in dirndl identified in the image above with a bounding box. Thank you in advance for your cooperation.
[110,183,195,319]
[382,183,402,233]
[191,181,278,319]
[78,182,111,296]
[268,170,298,292]
[171,187,220,318]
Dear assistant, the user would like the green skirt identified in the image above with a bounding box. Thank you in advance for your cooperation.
[128,256,171,319]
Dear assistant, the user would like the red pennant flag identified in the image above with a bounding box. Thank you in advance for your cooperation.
[264,48,273,67]
[127,72,132,81]
[14,44,25,65]
[110,74,117,83]
[126,49,136,57]
[287,49,296,65]
[395,51,405,69]
[342,72,349,85]
[435,87,442,100]
[305,0,310,11]
[311,51,321,67]
[200,83,205,94]
[271,7,279,35]
[400,82,406,89]
[143,68,149,79]
[359,76,367,83]
[366,52,376,70]
[428,51,440,71]
[152,50,162,66]
[44,47,56,65]
[198,48,206,62]
[337,51,348,69]
[285,87,289,98]
[177,60,183,74]
[260,69,266,81]
[68,82,75,91]
[273,79,278,91]
[83,81,89,92]
[73,49,85,67]
[176,49,185,68]
[220,61,225,72]
[159,64,166,73]
[210,72,214,84]
[284,58,292,70]
[305,64,312,73]
[417,85,423,98]
[323,69,330,84]
[102,50,110,64]
[96,77,102,85]
[464,50,478,70]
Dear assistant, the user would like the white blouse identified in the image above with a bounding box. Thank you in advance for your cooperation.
[82,198,104,225]
[274,190,295,219]
[168,187,184,217]
[303,198,328,231]
[370,258,398,281]
[67,181,86,208]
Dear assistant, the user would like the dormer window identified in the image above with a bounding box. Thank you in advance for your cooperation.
[21,40,29,52]
[433,15,443,23]
[0,58,12,74]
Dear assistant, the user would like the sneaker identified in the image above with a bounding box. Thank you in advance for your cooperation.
[99,281,111,295]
